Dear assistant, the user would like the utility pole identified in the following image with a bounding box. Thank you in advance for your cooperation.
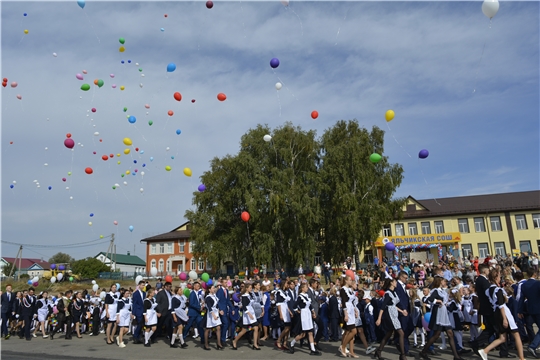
[8,245,23,280]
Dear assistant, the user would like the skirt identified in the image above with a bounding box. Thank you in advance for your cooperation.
[37,309,49,322]
[279,303,291,323]
[107,304,117,322]
[205,310,222,329]
[145,309,157,326]
[493,306,518,334]
[118,310,131,327]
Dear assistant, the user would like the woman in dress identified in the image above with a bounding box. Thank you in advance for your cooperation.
[354,289,377,356]
[478,270,525,360]
[287,282,321,356]
[251,281,265,347]
[374,278,408,360]
[447,289,465,351]
[339,275,357,358]
[115,289,131,348]
[419,276,463,360]
[104,284,118,344]
[70,291,84,338]
[171,286,189,348]
[33,291,52,338]
[143,287,158,347]
[203,284,223,350]
[231,283,260,350]
[410,288,425,348]
[275,281,292,350]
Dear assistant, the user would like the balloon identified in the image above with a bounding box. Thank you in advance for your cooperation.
[206,1,213,8]
[270,58,280,68]
[50,264,57,270]
[145,104,150,109]
[148,120,153,126]
[64,138,75,149]
[201,273,210,282]
[232,293,240,302]
[241,211,250,222]
[165,275,173,283]
[57,273,63,280]
[183,168,192,177]
[183,288,190,297]
[174,92,182,101]
[112,84,116,88]
[150,267,158,276]
[207,279,213,286]
[24,29,29,34]
[88,222,92,226]
[135,275,143,284]
[16,95,22,100]
[97,79,104,87]
[128,116,136,124]
[161,28,165,32]
[82,70,88,74]
[10,184,14,189]
[176,129,181,135]
[311,111,319,119]
[100,291,106,299]
[120,85,125,90]
[168,110,174,116]
[77,0,85,9]
[280,0,289,6]
[179,272,187,280]
[419,149,429,159]
[53,53,57,57]
[198,184,206,192]
[482,0,499,19]
[424,312,431,324]
[50,277,56,283]
[385,110,395,122]
[110,74,115,78]
[81,84,90,91]
[124,149,130,155]
[91,108,97,113]
[217,93,227,101]
[345,270,355,279]
[101,155,109,161]
[263,135,272,142]
[167,63,176,72]
[114,220,118,225]
[385,242,396,251]
[85,167,93,174]
[189,270,198,280]
[201,282,207,289]
[165,165,171,171]
[129,225,134,232]
[92,284,99,292]
[191,99,196,103]
[32,276,39,283]
[118,46,125,52]
[119,37,125,44]
[48,186,52,190]
[369,153,382,164]
[10,82,17,88]
[275,82,282,90]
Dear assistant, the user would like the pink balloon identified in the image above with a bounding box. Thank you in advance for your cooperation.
[112,84,117,88]
[82,70,88,74]
[64,138,75,149]
[179,272,187,280]
[145,104,150,109]
[110,74,115,78]
[201,282,207,289]
[76,74,83,80]
[62,178,66,182]
[10,82,17,88]
[91,108,96,112]
[16,94,22,100]
[113,220,118,225]
[32,282,39,287]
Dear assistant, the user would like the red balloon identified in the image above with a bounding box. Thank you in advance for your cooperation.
[311,110,319,119]
[109,154,114,158]
[102,155,108,161]
[2,82,6,88]
[206,1,213,9]
[9,141,13,144]
[93,151,96,154]
[191,99,196,103]
[241,211,250,222]
[164,14,168,17]
[99,139,103,142]
[85,167,93,174]
[66,133,72,138]
[62,178,66,182]
[64,138,75,149]
[135,147,139,152]
[217,93,227,101]
[345,270,355,279]
[2,78,7,82]
[173,92,182,101]
[91,108,96,112]
[165,275,173,283]
[168,110,174,116]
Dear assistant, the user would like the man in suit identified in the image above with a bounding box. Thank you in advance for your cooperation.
[395,271,413,355]
[518,268,540,358]
[216,279,233,345]
[153,282,173,343]
[183,282,203,340]
[131,280,146,344]
[328,289,340,341]
[307,278,323,350]
[1,284,14,339]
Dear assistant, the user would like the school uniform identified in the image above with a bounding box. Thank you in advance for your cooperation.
[487,285,518,334]
[104,292,118,323]
[275,289,291,325]
[143,298,158,326]
[204,294,221,329]
[36,298,52,323]
[88,296,101,336]
[319,300,329,341]
[381,290,401,332]
[19,294,36,340]
[426,288,452,331]
[171,294,189,327]
[116,297,132,327]
[340,286,356,330]
[241,293,258,328]
[447,299,463,331]
[71,298,84,325]
[364,301,376,343]
[297,292,315,332]
[462,295,473,324]
[328,294,340,341]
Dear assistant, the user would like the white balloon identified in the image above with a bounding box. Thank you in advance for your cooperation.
[94,132,99,136]
[69,196,73,200]
[66,187,69,190]
[53,53,57,57]
[115,183,120,187]
[92,284,99,292]
[123,181,128,186]
[135,275,143,284]
[32,276,39,283]
[135,63,139,66]
[140,188,144,193]
[189,270,198,280]
[150,267,158,276]
[88,222,93,226]
[100,291,106,299]
[12,181,16,184]
[44,147,48,151]
[44,163,48,166]
[166,147,170,151]
[57,273,63,281]
[482,0,499,19]
[275,82,282,90]
[141,171,145,176]
[139,83,143,88]
[50,276,56,283]
[92,280,96,284]
[263,135,272,142]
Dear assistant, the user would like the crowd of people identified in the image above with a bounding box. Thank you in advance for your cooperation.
[1,251,539,360]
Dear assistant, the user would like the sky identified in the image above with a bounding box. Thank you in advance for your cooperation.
[1,1,538,263]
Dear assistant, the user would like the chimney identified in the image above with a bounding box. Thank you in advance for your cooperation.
[127,251,130,256]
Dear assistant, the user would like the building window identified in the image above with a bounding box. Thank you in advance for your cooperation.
[167,242,173,253]
[177,261,184,272]
[206,259,212,271]
[533,214,540,229]
[461,244,473,258]
[516,215,528,230]
[520,240,531,253]
[150,244,156,254]
[494,242,506,256]
[189,241,194,253]
[314,255,321,266]
[421,222,431,234]
[198,258,204,271]
[408,223,418,235]
[151,260,156,270]
[158,259,164,271]
[395,224,404,236]
[382,225,392,237]
[434,221,444,234]
[474,217,486,232]
[160,243,165,254]
[458,218,469,233]
[490,216,502,231]
[166,260,171,272]
[179,240,185,253]
[190,258,195,271]
[478,243,489,258]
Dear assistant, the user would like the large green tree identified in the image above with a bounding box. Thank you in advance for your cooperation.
[48,252,75,265]
[71,257,110,279]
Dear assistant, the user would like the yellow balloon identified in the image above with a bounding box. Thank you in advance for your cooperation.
[88,222,92,226]
[123,137,132,146]
[24,29,29,34]
[125,170,130,175]
[385,110,395,122]
[100,235,104,238]
[120,85,125,91]
[117,153,121,157]
[117,161,121,164]
[124,148,130,155]
[165,165,172,171]
[119,46,125,52]
[183,168,192,177]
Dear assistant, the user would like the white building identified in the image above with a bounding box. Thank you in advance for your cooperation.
[94,251,146,274]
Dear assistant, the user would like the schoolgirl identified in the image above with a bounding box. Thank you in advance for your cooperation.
[251,281,264,347]
[104,284,118,345]
[409,288,425,348]
[338,275,357,358]
[87,291,102,336]
[70,291,84,338]
[170,286,189,348]
[286,282,321,356]
[203,284,223,350]
[353,289,377,356]
[447,289,464,350]
[269,292,281,340]
[143,287,158,347]
[232,283,260,350]
[33,291,52,338]
[275,282,292,350]
[115,289,131,348]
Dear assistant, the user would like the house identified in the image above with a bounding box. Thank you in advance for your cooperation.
[1,257,51,278]
[94,251,146,274]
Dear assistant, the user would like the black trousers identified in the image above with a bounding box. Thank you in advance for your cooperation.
[313,315,324,343]
[91,308,101,335]
[19,314,32,339]
[153,312,172,340]
[330,317,340,341]
[472,313,508,356]
[52,313,72,339]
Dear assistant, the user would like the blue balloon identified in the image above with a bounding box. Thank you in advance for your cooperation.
[176,129,181,135]
[171,156,175,159]
[419,149,429,159]
[270,58,280,69]
[132,172,136,176]
[198,184,206,192]
[167,63,176,72]
[133,160,137,164]
[128,60,131,63]
[207,279,213,286]
[161,28,165,32]
[10,184,14,189]
[23,13,27,16]
[142,164,146,167]
[121,60,125,64]
[150,157,154,161]
[128,116,136,124]
[28,280,33,285]
[90,213,94,217]
[140,150,144,154]
[129,225,134,232]
[77,0,85,9]
[48,186,52,190]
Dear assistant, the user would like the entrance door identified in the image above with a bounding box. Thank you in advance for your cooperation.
[226,264,234,275]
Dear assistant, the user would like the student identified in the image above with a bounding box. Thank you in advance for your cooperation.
[203,284,223,350]
[286,282,321,356]
[116,289,131,348]
[232,283,260,350]
[33,291,52,339]
[143,288,158,347]
[170,286,189,348]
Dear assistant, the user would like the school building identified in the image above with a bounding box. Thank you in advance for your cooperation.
[366,190,540,264]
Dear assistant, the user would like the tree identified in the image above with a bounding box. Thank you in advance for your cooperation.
[71,257,110,279]
[48,252,75,265]
[2,262,17,277]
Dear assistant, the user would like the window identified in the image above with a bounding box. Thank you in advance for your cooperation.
[533,214,540,229]
[408,223,418,235]
[151,260,156,270]
[478,243,489,258]
[166,260,171,272]
[179,240,185,253]
[158,259,164,271]
[490,216,502,231]
[364,253,373,264]
[516,215,528,230]
[198,258,204,271]
[461,244,473,258]
[382,225,392,237]
[189,241,194,253]
[520,241,531,253]
[177,261,184,272]
[458,218,469,233]
[206,259,212,271]
[474,217,486,232]
[494,242,506,256]
[167,242,173,253]
[395,224,404,236]
[150,244,156,254]
[434,221,444,233]
[314,255,321,266]
[160,243,165,254]
[190,258,195,271]
[421,222,431,234]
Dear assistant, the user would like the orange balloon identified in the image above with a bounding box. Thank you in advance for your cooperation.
[66,133,72,138]
[168,110,174,116]
[217,93,227,101]
[173,92,182,101]
[311,110,319,119]
[93,79,98,85]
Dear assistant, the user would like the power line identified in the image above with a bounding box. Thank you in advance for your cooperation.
[2,235,113,249]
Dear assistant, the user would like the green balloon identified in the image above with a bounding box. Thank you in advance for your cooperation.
[119,37,125,44]
[369,153,382,164]
[69,277,74,282]
[139,68,142,72]
[183,288,190,297]
[201,273,210,282]
[123,107,127,112]
[121,174,125,177]
[81,84,90,91]
[112,186,116,189]
[148,120,153,126]
[97,79,104,87]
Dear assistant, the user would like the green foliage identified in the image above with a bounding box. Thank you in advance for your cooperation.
[48,252,75,265]
[2,262,17,277]
[71,257,110,279]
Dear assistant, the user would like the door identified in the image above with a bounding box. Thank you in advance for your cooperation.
[226,264,234,275]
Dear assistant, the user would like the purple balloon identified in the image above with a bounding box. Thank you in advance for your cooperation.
[76,73,83,80]
[232,293,240,303]
[32,282,39,287]
[58,265,65,271]
[198,184,206,192]
[385,242,396,251]
[64,138,75,149]
[270,58,280,69]
[50,264,56,270]
[419,149,429,159]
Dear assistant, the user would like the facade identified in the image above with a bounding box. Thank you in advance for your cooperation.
[94,252,146,274]
[367,190,540,263]
[1,257,51,278]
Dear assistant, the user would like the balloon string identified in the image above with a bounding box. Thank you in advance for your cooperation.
[472,20,492,94]
[276,91,282,117]
[273,71,298,101]
[134,125,148,142]
[419,167,441,206]
[84,9,101,44]
[334,7,351,46]
[239,0,247,40]
[286,6,303,37]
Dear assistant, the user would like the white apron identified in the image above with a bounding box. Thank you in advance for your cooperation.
[299,293,314,331]
[118,298,132,327]
[242,294,257,325]
[144,298,158,326]
[37,299,51,322]
[106,292,118,322]
[206,294,222,328]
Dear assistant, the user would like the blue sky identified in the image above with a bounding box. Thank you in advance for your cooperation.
[1,1,538,262]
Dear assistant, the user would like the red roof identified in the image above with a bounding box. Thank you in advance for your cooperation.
[2,257,51,270]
